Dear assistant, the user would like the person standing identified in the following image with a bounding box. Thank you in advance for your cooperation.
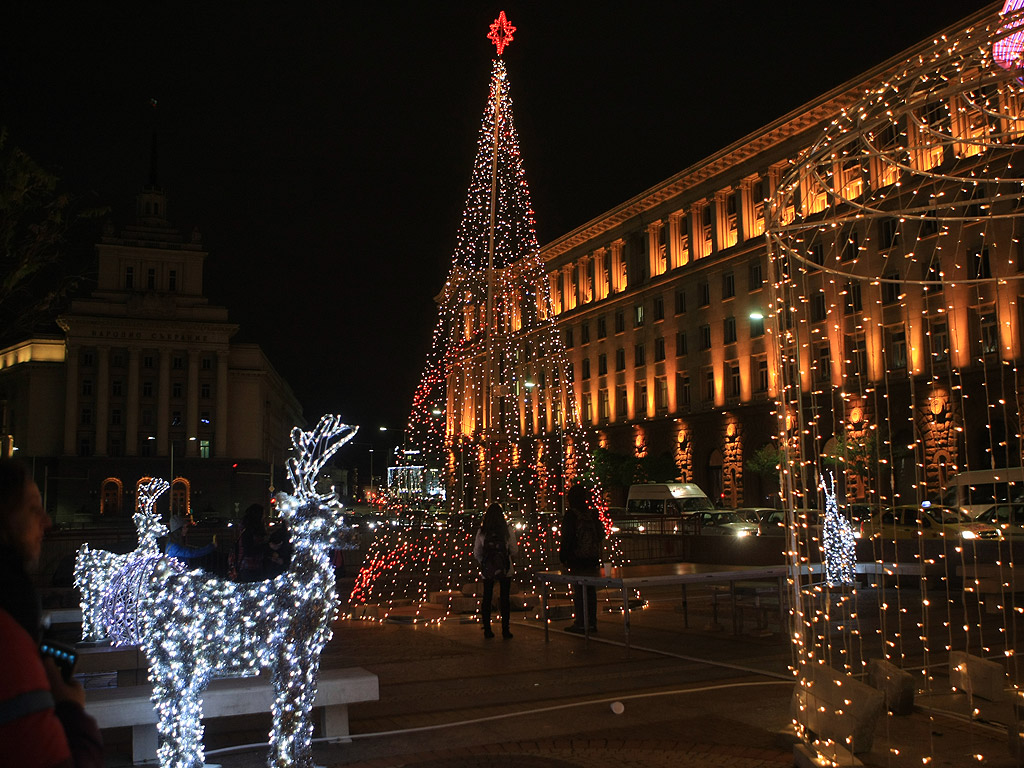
[0,459,104,767]
[165,515,216,567]
[232,503,268,582]
[559,483,606,634]
[473,503,517,639]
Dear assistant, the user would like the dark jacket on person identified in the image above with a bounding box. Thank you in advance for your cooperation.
[559,505,605,570]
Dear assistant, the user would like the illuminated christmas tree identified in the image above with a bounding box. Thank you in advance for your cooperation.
[351,12,617,621]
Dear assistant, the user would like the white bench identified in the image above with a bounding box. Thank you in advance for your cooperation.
[86,666,379,765]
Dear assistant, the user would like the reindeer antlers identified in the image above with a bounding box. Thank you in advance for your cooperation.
[286,415,358,502]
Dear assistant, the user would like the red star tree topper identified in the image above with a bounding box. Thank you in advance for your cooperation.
[487,11,515,56]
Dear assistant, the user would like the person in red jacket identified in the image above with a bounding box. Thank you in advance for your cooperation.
[0,459,103,767]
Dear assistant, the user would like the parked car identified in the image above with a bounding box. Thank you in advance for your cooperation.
[694,509,761,536]
[733,507,782,536]
[974,503,1024,538]
[860,504,1001,541]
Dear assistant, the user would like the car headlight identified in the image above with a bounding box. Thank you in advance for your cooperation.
[960,530,976,540]
[735,530,750,537]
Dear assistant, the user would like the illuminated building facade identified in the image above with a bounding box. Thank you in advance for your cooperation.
[0,178,303,521]
[538,6,1005,507]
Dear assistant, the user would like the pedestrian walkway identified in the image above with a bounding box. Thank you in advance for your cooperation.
[99,582,1022,768]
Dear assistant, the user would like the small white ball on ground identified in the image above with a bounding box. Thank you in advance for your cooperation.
[610,701,625,715]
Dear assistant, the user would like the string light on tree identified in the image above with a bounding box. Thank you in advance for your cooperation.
[352,13,621,622]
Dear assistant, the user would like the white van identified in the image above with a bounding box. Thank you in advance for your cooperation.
[625,483,714,515]
[941,467,1024,518]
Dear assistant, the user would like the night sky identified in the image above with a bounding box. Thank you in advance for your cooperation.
[0,1,996,440]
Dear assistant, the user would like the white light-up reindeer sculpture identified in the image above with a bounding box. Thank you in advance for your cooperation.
[141,415,357,768]
[75,477,173,642]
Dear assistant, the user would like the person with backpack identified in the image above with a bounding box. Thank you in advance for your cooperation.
[472,503,517,639]
[560,483,606,634]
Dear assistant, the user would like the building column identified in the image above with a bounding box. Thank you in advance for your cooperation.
[62,344,79,456]
[94,346,110,457]
[126,348,140,456]
[215,351,229,457]
[186,350,200,456]
[157,349,171,457]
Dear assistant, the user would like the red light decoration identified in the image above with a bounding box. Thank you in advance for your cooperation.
[487,11,516,56]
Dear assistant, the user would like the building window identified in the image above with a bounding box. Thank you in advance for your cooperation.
[810,294,827,323]
[841,230,860,262]
[597,353,607,376]
[169,269,177,291]
[728,362,741,397]
[201,356,213,370]
[112,380,123,397]
[147,268,156,290]
[172,355,185,370]
[614,311,625,334]
[580,323,590,344]
[703,368,715,402]
[616,386,628,420]
[980,310,998,355]
[675,289,686,314]
[81,408,92,426]
[970,248,992,280]
[597,316,607,339]
[200,411,211,426]
[881,274,901,305]
[635,380,648,417]
[844,282,862,314]
[124,266,134,289]
[78,437,92,457]
[749,260,763,291]
[200,439,211,459]
[750,314,765,338]
[200,382,211,399]
[112,353,124,368]
[111,408,121,426]
[699,324,712,350]
[634,303,645,327]
[615,348,626,371]
[698,280,710,307]
[172,382,184,398]
[565,328,574,348]
[923,256,943,294]
[582,358,591,380]
[598,389,609,421]
[142,409,153,427]
[929,320,949,362]
[678,373,691,407]
[676,331,688,356]
[722,272,735,299]
[815,343,831,382]
[723,316,737,344]
[879,219,901,251]
[806,243,824,271]
[754,356,769,393]
[653,296,664,321]
[887,326,907,369]
[82,380,93,396]
[846,333,867,377]
[654,336,666,362]
[634,343,646,367]
[143,381,154,398]
[143,355,154,369]
[655,377,668,413]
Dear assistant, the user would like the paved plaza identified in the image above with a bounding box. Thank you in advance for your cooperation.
[91,580,1023,768]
